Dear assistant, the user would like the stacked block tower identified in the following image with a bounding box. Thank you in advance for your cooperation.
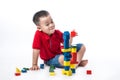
[62,31,78,76]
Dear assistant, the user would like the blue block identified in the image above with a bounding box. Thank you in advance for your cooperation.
[64,40,69,49]
[64,58,71,61]
[63,31,70,40]
[63,31,70,49]
[64,66,70,70]
[21,69,27,73]
[64,52,71,58]
[40,64,44,69]
[71,69,76,73]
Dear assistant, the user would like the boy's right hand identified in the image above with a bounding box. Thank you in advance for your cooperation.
[30,65,40,70]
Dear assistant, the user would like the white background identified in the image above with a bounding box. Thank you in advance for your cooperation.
[0,0,120,80]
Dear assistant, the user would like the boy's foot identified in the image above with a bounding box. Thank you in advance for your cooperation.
[78,60,88,67]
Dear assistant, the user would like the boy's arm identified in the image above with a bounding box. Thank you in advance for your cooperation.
[69,37,73,46]
[30,49,40,70]
[69,30,78,45]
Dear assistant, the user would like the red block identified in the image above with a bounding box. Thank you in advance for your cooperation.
[71,30,77,37]
[15,73,21,76]
[86,70,92,75]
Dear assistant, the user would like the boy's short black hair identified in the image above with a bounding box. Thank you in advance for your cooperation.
[33,10,49,25]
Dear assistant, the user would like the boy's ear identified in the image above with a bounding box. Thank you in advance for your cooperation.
[37,25,41,29]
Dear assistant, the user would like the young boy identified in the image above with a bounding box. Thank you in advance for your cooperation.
[30,10,88,70]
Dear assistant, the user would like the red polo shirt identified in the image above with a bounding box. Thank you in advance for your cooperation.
[32,30,63,61]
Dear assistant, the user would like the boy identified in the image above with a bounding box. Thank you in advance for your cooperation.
[30,10,88,70]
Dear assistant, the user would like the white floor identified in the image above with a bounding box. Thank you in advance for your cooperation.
[0,44,120,80]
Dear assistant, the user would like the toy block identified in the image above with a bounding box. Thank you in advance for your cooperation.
[63,31,70,40]
[50,65,55,69]
[64,66,70,70]
[16,68,21,73]
[15,72,21,76]
[64,61,70,66]
[70,61,78,64]
[71,30,77,37]
[63,41,69,49]
[50,72,55,76]
[62,69,72,76]
[49,68,54,72]
[23,67,29,71]
[64,52,71,58]
[61,48,71,52]
[70,64,76,68]
[40,64,44,69]
[71,48,77,53]
[71,53,77,60]
[21,69,27,73]
[71,69,76,73]
[86,70,92,75]
[63,31,70,49]
[64,57,71,61]
[49,65,55,72]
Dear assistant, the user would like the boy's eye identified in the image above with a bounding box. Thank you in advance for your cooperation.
[51,21,53,23]
[45,23,49,26]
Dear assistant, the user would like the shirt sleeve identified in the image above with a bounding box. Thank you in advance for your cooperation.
[32,30,41,49]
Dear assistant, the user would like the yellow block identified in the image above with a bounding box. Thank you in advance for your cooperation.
[64,61,70,66]
[62,69,72,76]
[16,68,21,73]
[70,64,76,68]
[71,48,77,53]
[61,48,71,52]
[50,72,55,76]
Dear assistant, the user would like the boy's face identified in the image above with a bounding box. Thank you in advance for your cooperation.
[38,15,55,35]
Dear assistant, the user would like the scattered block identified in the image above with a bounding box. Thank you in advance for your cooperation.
[16,68,21,73]
[40,64,44,69]
[15,72,21,76]
[49,72,55,76]
[23,67,29,70]
[21,69,27,73]
[86,70,92,75]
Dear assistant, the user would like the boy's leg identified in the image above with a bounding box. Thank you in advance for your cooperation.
[58,55,64,66]
[76,44,88,67]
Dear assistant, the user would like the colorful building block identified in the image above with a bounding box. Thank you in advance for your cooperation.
[71,30,77,37]
[49,65,55,72]
[70,64,76,68]
[64,61,70,66]
[21,68,27,73]
[15,72,21,76]
[62,31,78,76]
[16,68,21,73]
[62,69,72,76]
[49,72,55,76]
[23,67,29,70]
[61,48,71,52]
[71,69,75,73]
[86,70,92,75]
[40,64,44,69]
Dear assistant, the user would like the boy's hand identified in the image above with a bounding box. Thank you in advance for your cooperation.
[30,65,40,70]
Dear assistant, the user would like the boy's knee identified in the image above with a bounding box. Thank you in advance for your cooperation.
[80,45,86,53]
[58,55,64,65]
